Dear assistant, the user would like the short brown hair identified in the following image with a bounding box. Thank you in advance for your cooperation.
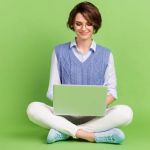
[67,1,102,33]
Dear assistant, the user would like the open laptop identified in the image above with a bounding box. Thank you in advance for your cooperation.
[53,84,107,116]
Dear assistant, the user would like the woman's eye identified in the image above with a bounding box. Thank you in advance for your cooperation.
[76,23,82,26]
[86,22,92,26]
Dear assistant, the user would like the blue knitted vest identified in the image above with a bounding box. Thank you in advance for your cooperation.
[55,42,110,85]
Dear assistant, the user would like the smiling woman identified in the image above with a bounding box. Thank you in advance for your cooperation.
[26,1,133,144]
[67,1,102,34]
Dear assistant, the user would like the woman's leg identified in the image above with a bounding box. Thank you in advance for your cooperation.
[78,105,133,132]
[26,102,78,138]
[74,105,133,142]
[27,103,133,142]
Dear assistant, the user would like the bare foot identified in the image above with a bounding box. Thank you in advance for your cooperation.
[75,129,95,142]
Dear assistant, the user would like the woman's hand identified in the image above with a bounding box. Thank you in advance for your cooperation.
[106,94,115,106]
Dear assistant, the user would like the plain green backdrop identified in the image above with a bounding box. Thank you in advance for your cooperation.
[0,0,150,149]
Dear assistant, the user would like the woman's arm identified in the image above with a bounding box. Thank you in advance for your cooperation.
[46,50,61,100]
[104,52,118,106]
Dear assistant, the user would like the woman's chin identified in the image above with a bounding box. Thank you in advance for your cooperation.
[78,35,92,41]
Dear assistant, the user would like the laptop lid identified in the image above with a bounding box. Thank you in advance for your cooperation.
[53,84,107,116]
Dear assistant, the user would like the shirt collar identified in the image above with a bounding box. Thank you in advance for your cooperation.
[70,38,96,52]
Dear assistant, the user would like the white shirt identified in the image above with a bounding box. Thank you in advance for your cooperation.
[47,40,118,101]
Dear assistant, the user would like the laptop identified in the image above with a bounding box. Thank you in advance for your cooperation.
[53,84,107,116]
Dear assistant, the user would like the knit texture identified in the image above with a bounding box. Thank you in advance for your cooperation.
[55,42,110,85]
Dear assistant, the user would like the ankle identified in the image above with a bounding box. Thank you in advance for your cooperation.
[76,129,95,142]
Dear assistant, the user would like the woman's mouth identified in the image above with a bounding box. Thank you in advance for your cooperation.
[79,32,89,36]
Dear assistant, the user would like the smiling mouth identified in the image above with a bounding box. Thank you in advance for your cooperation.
[79,32,89,35]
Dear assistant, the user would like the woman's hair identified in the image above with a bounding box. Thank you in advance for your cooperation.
[67,1,102,33]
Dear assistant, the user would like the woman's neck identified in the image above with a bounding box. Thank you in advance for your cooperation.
[76,38,92,53]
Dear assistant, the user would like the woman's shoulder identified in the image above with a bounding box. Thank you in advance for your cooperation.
[54,42,71,50]
[54,42,71,57]
[96,44,112,55]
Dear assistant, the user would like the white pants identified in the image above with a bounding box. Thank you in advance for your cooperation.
[26,102,133,138]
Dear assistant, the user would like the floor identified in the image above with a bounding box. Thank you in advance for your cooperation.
[1,123,149,150]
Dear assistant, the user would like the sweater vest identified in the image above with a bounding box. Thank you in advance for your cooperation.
[55,42,110,85]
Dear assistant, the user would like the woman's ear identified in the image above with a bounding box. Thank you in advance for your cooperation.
[70,24,74,31]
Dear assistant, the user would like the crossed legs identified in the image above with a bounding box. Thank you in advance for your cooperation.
[27,102,133,141]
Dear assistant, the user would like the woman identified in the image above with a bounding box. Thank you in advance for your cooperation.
[27,1,133,144]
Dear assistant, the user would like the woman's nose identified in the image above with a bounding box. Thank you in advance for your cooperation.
[81,25,86,30]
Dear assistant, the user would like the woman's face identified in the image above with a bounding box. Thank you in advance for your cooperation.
[73,13,94,41]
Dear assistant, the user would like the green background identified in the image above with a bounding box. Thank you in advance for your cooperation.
[0,0,150,149]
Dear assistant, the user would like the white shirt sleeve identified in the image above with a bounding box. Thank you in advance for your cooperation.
[104,52,118,99]
[46,50,61,100]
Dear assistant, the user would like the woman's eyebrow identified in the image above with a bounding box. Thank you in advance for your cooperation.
[75,21,82,23]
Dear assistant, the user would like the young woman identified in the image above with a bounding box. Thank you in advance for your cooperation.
[27,1,133,144]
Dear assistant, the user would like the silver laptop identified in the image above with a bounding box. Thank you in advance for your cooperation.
[53,84,107,116]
